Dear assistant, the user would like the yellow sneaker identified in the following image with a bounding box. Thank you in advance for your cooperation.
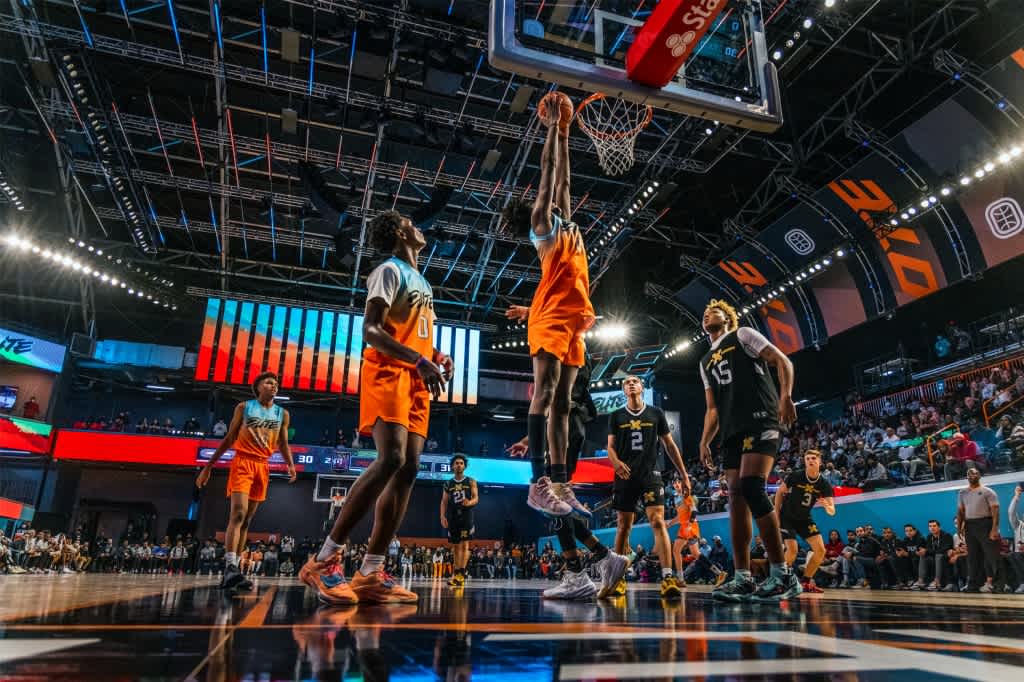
[448,572,466,587]
[299,556,358,605]
[611,577,627,597]
[660,574,683,600]
[351,570,419,604]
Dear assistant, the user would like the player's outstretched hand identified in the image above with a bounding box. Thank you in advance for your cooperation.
[779,396,797,427]
[700,443,715,473]
[196,467,212,489]
[505,438,528,457]
[504,305,529,322]
[416,356,447,399]
[287,463,297,483]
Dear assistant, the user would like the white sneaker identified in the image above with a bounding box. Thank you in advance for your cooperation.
[552,482,592,520]
[527,477,572,517]
[979,583,994,593]
[543,570,597,600]
[62,567,75,574]
[596,552,629,599]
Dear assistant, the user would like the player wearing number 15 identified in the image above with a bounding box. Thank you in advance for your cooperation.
[698,299,800,603]
[301,210,453,606]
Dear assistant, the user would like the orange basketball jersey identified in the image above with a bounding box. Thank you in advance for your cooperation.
[364,256,435,368]
[529,214,595,329]
[233,399,284,460]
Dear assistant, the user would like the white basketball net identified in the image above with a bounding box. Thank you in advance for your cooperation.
[575,94,653,176]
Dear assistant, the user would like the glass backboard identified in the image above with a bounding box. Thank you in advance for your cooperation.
[489,0,782,131]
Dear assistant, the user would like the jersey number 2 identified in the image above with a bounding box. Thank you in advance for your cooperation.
[417,315,429,339]
[711,360,733,385]
[631,431,643,451]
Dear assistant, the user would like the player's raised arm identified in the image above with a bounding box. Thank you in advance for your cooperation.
[532,93,568,238]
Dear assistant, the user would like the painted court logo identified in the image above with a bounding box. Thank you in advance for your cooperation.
[985,197,1023,239]
[784,229,815,255]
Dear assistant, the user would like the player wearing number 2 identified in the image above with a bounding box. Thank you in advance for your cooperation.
[300,210,452,605]
[698,299,801,603]
[606,375,690,600]
[775,449,836,594]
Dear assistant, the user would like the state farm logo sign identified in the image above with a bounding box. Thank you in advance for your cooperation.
[664,0,724,60]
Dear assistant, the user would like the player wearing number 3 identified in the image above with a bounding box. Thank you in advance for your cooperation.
[698,299,800,603]
[300,210,453,605]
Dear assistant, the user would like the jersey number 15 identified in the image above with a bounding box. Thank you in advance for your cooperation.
[711,359,733,385]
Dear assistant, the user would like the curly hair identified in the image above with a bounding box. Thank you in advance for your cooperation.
[501,197,533,237]
[368,210,404,253]
[704,298,739,332]
[252,371,279,397]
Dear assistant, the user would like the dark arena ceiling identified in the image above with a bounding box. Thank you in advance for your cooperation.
[0,0,1020,350]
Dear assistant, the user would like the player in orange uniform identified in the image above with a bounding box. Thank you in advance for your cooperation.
[300,210,452,605]
[197,371,296,591]
[502,91,605,599]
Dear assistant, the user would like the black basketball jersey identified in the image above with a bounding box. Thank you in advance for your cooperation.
[608,404,670,475]
[780,470,834,519]
[444,476,475,520]
[700,327,780,440]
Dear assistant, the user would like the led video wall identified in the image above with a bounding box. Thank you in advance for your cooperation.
[0,325,66,374]
[194,297,480,404]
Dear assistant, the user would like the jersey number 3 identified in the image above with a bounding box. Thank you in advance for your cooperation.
[711,359,733,385]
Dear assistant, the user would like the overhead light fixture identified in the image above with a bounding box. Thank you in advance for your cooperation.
[145,384,174,392]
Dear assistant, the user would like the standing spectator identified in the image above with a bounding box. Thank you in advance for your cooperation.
[1007,484,1024,593]
[956,467,1001,593]
[263,545,279,577]
[199,541,217,575]
[388,536,401,568]
[212,419,228,437]
[280,535,295,565]
[21,396,40,420]
[432,547,445,579]
[400,548,413,580]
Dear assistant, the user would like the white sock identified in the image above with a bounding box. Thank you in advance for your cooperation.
[735,569,753,581]
[316,537,344,562]
[662,567,673,578]
[225,552,237,567]
[359,553,385,576]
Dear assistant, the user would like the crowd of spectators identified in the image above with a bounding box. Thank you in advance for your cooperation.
[70,412,208,437]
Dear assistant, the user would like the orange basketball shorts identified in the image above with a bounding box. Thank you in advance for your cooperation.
[226,454,270,502]
[677,521,700,543]
[358,359,431,438]
[528,314,591,367]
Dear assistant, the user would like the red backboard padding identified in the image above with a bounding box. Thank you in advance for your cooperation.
[626,0,729,88]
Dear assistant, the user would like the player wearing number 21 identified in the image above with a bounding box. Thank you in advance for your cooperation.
[698,298,801,603]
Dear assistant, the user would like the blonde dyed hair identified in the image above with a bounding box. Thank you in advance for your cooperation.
[704,298,739,332]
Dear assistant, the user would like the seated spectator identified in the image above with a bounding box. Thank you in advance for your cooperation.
[1008,485,1024,594]
[263,545,279,577]
[944,433,984,481]
[212,419,228,437]
[912,519,954,591]
[859,455,890,491]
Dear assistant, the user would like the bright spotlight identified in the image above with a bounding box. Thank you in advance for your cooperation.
[900,212,909,220]
[908,207,917,215]
[984,161,995,172]
[940,187,951,196]
[974,169,985,178]
[836,249,845,257]
[825,0,836,6]
[928,196,937,204]
[771,49,783,61]
[823,258,832,265]
[998,152,1010,164]
[803,17,813,28]
[920,200,929,208]
[960,176,971,185]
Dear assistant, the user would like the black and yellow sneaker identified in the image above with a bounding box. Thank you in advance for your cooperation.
[611,577,627,597]
[660,574,683,600]
[448,572,466,588]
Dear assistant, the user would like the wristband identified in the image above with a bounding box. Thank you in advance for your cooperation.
[416,355,430,369]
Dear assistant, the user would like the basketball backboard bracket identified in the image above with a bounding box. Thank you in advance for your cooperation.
[488,0,783,132]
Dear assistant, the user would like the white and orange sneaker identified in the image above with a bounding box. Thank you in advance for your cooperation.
[299,556,358,605]
[350,570,419,604]
[527,476,572,517]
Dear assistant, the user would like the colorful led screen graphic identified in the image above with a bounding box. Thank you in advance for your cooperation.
[194,298,480,404]
[0,415,53,455]
[0,326,66,374]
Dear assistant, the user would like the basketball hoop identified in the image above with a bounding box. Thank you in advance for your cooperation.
[575,93,653,176]
[329,494,345,520]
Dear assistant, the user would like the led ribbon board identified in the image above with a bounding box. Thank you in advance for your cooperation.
[193,297,480,404]
[0,325,66,373]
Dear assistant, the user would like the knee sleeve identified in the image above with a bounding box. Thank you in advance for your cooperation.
[739,475,773,518]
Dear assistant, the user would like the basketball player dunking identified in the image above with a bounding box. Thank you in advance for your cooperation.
[502,91,628,600]
[197,371,296,592]
[698,299,802,603]
[441,454,477,588]
[300,210,451,605]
